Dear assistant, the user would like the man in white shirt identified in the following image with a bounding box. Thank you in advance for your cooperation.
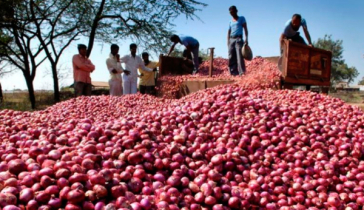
[106,44,124,96]
[120,43,156,95]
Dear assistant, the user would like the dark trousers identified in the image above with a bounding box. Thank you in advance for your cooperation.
[288,32,307,45]
[139,85,155,95]
[74,81,92,96]
[228,37,246,76]
[280,32,307,55]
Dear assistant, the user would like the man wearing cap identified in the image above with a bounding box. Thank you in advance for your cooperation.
[138,52,159,95]
[119,43,156,95]
[227,5,248,76]
[106,44,125,96]
[167,34,200,74]
[72,44,95,96]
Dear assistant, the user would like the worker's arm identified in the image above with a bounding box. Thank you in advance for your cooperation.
[227,29,231,46]
[280,33,287,44]
[167,43,177,56]
[243,22,248,45]
[138,58,154,72]
[302,25,313,47]
[119,55,129,63]
[106,58,124,74]
[73,55,95,72]
[139,64,153,72]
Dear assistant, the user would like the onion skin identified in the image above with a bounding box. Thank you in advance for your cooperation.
[19,188,34,203]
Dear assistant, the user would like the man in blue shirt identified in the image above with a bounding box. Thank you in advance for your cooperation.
[227,5,248,76]
[168,34,200,74]
[280,14,313,47]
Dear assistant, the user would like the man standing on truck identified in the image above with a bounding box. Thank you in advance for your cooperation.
[167,34,200,74]
[280,14,313,47]
[72,44,95,96]
[227,5,248,76]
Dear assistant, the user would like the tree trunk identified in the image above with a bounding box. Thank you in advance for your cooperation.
[51,65,60,102]
[0,80,3,104]
[23,73,36,109]
[86,0,106,57]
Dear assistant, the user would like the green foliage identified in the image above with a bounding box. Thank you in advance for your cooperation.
[81,0,207,56]
[358,77,364,85]
[314,35,359,85]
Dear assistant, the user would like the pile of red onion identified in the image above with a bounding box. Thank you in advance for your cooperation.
[156,57,281,99]
[0,59,363,209]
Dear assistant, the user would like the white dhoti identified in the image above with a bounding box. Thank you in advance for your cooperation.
[109,79,123,96]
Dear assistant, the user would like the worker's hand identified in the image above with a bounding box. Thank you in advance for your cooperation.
[111,69,117,74]
[308,44,314,47]
[153,68,158,72]
[244,40,249,46]
[123,70,130,75]
[138,73,144,77]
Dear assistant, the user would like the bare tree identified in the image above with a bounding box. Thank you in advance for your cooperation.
[0,0,48,109]
[29,0,88,102]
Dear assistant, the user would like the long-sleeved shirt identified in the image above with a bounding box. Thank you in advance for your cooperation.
[139,61,159,86]
[106,54,124,81]
[120,54,153,82]
[72,54,95,84]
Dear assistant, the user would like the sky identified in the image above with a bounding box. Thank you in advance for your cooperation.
[1,0,364,90]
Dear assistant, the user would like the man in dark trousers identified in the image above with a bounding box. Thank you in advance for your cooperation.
[227,5,248,76]
[168,34,200,74]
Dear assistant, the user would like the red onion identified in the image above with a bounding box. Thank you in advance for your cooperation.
[45,185,59,195]
[67,189,85,204]
[8,159,26,175]
[35,191,51,203]
[48,198,61,208]
[93,184,108,198]
[2,205,21,210]
[89,174,106,185]
[26,200,39,210]
[19,188,34,203]
[82,201,95,210]
[65,203,82,210]
[0,193,17,206]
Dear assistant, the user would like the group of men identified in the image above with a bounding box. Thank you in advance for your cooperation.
[72,43,158,97]
[72,5,312,97]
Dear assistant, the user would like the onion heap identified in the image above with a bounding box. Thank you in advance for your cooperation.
[156,57,282,99]
[0,58,363,209]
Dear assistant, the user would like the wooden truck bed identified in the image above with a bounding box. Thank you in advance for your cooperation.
[281,40,332,87]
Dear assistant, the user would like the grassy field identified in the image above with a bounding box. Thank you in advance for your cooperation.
[1,90,364,111]
[0,91,75,111]
[329,92,364,110]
